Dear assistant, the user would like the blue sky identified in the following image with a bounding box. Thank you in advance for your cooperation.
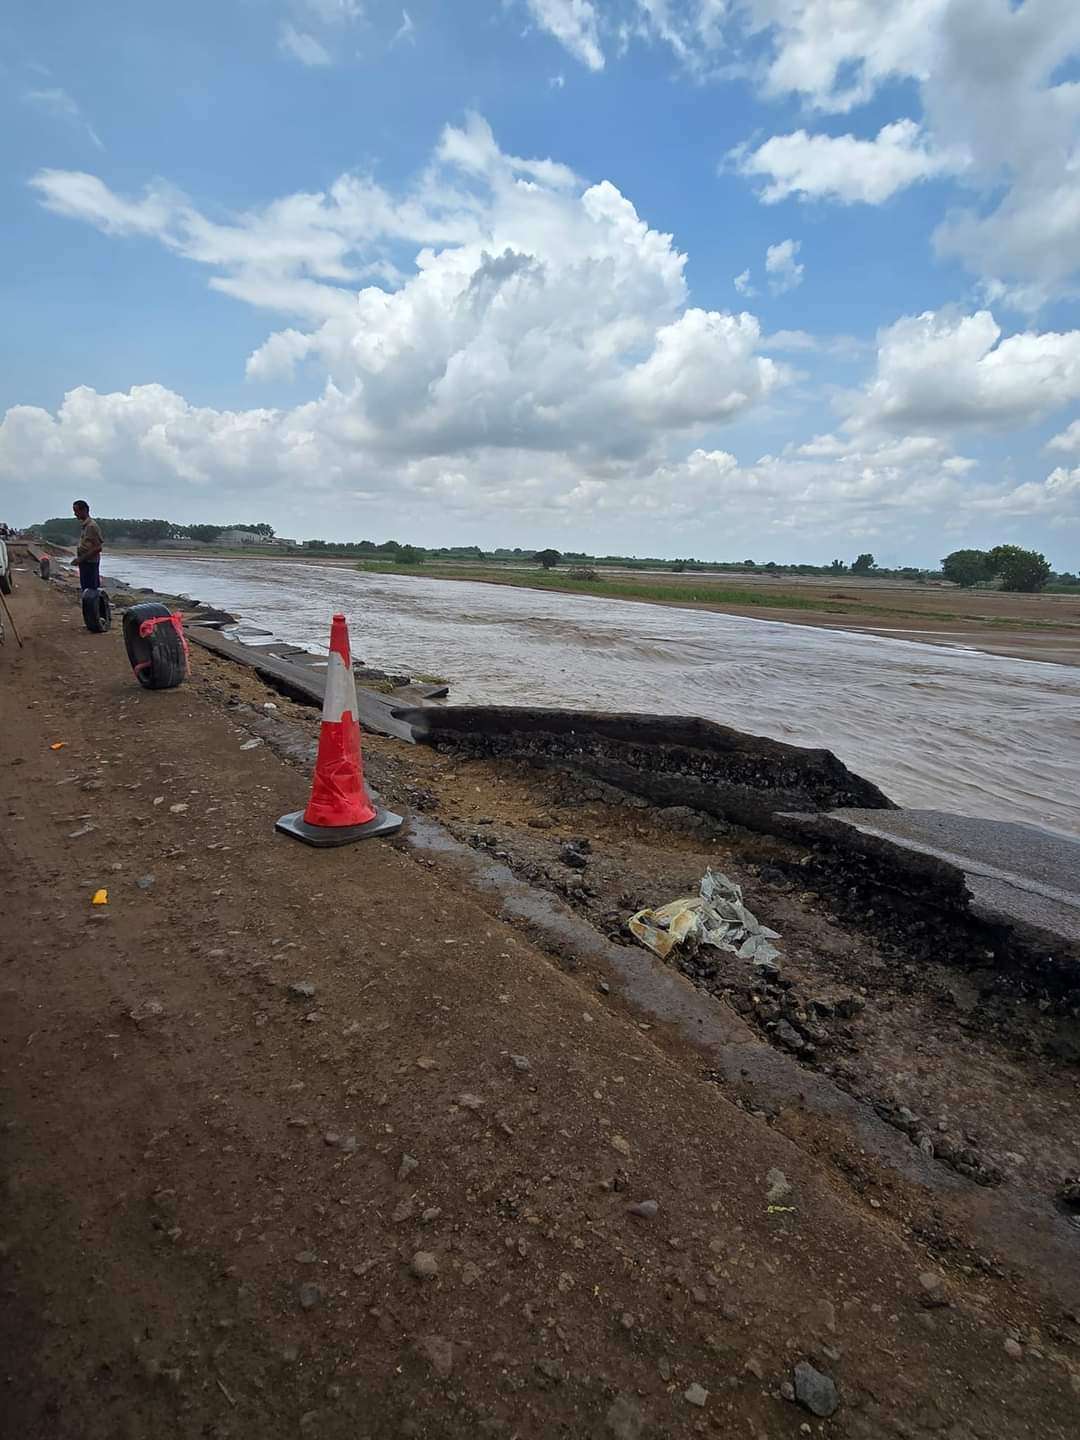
[2,1,1079,565]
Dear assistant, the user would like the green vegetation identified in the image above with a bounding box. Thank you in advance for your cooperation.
[37,517,275,546]
[534,548,562,569]
[942,544,1054,592]
[989,544,1052,593]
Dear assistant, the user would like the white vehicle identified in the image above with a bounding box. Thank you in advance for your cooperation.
[0,538,11,596]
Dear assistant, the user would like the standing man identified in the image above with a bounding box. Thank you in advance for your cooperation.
[73,500,103,591]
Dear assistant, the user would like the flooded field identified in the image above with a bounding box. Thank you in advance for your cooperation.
[108,554,1080,838]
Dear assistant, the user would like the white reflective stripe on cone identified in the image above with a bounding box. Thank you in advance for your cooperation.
[322,650,358,724]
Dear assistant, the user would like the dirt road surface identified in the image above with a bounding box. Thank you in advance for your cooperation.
[3,577,1079,1438]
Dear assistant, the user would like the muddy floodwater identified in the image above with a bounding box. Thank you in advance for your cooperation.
[108,555,1080,838]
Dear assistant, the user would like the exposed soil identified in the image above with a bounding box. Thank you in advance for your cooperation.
[3,574,1080,1439]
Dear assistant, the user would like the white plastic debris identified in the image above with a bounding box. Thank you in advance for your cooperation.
[628,869,781,968]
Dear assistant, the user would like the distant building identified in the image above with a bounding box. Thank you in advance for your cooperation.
[218,529,264,547]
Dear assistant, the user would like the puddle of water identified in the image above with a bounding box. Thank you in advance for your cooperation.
[108,555,1080,839]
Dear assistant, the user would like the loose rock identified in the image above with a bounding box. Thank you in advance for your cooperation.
[509,1054,531,1073]
[918,1271,949,1308]
[684,1382,708,1408]
[398,1153,419,1181]
[611,1134,631,1157]
[288,981,316,1000]
[766,1168,792,1203]
[410,1251,439,1280]
[628,1199,658,1219]
[299,1283,323,1310]
[793,1361,839,1417]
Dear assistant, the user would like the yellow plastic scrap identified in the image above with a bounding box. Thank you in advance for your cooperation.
[91,889,108,906]
[50,742,66,751]
[627,897,701,960]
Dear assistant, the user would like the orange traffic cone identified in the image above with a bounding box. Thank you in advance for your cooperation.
[276,613,403,847]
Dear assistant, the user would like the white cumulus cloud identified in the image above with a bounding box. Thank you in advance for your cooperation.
[849,309,1080,433]
[736,120,967,205]
[8,115,785,531]
[1047,419,1080,456]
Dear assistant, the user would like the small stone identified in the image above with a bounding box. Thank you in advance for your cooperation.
[288,981,316,1000]
[169,803,188,814]
[393,1197,416,1224]
[598,981,611,995]
[1004,1338,1023,1360]
[398,1153,419,1181]
[299,1283,322,1310]
[323,1132,341,1147]
[658,1357,672,1382]
[611,1134,631,1157]
[773,1020,806,1053]
[416,1334,453,1377]
[606,1392,645,1439]
[793,1361,839,1417]
[780,1381,796,1402]
[628,1199,658,1219]
[421,1207,442,1224]
[620,1312,634,1331]
[766,1168,792,1203]
[560,844,588,870]
[129,998,164,1023]
[295,1250,318,1265]
[509,1054,531,1073]
[410,1251,438,1280]
[135,874,155,891]
[918,1272,949,1308]
[684,1382,708,1408]
[535,1358,563,1384]
[416,1057,437,1070]
[458,1093,484,1111]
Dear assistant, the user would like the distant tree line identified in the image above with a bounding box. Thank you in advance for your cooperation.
[35,517,276,545]
[30,515,1073,591]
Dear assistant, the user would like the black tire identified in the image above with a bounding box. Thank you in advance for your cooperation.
[82,587,112,633]
[0,571,11,596]
[123,601,187,690]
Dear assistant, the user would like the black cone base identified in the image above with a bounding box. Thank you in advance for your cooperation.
[275,807,404,848]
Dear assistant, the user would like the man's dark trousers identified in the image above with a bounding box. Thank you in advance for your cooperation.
[78,559,100,591]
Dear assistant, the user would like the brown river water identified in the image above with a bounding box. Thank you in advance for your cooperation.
[107,556,1080,839]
